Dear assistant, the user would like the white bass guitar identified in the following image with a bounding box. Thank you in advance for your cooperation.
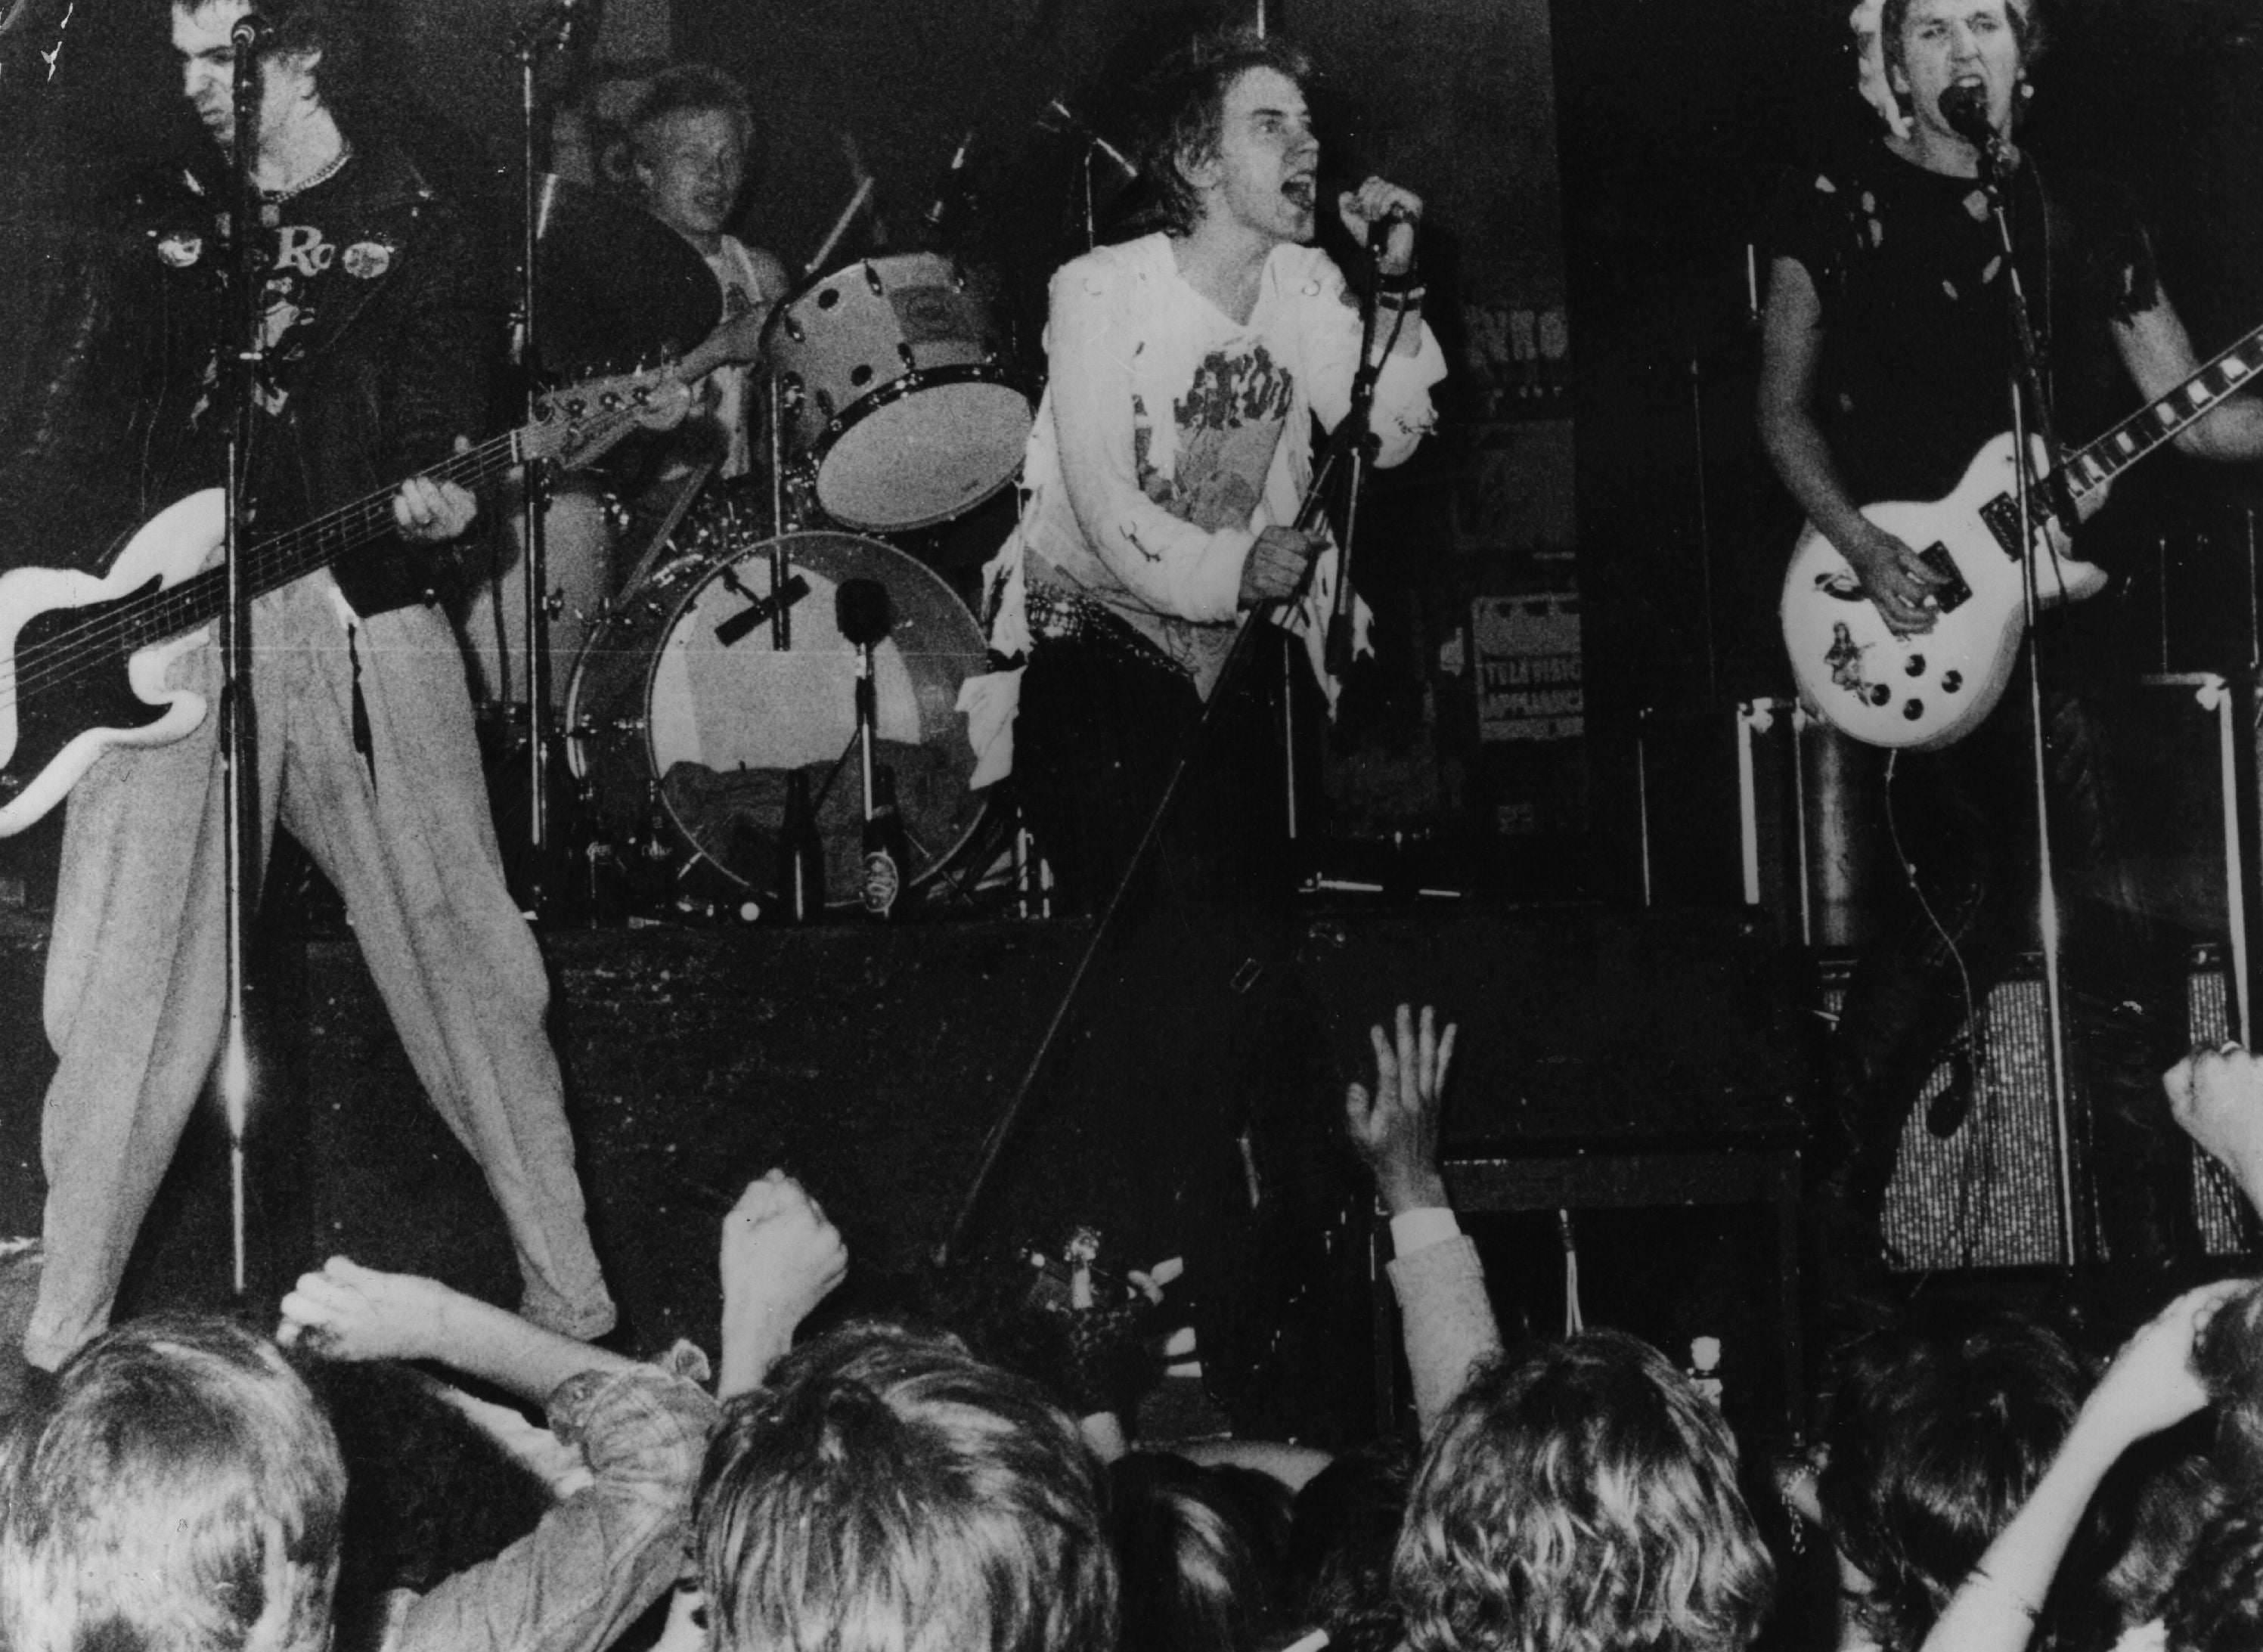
[0,368,688,836]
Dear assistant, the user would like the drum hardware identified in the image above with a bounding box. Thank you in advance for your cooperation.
[768,250,1033,532]
[715,569,811,648]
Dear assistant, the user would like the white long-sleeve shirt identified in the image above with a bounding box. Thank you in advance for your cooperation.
[1015,231,1445,696]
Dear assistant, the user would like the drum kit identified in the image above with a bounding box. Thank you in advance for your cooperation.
[463,178,1031,921]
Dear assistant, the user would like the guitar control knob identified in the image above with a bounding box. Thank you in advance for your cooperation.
[1905,655,1925,676]
[1868,684,1890,707]
[1942,671,1963,693]
[1903,699,1924,721]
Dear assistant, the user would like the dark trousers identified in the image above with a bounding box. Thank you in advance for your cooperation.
[1820,668,2190,1268]
[1013,628,1285,919]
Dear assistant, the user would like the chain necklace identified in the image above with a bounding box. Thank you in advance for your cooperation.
[259,136,353,217]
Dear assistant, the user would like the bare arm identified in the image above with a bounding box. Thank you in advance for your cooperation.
[1919,1281,2243,1652]
[278,1258,637,1401]
[1756,255,1944,634]
[2113,290,2263,464]
[1347,1003,1502,1434]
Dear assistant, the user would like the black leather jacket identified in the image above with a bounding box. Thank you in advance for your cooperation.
[253,140,492,617]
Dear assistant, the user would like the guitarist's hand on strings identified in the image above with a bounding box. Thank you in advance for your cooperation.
[391,436,478,545]
[1840,517,1945,635]
[1238,525,1326,608]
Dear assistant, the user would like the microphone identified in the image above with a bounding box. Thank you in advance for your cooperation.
[1936,82,2000,152]
[922,129,977,233]
[836,578,893,648]
[229,10,271,48]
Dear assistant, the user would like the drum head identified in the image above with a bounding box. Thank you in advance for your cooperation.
[814,373,1032,532]
[570,529,987,907]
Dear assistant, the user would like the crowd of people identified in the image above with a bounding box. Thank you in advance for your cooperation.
[7,1009,2263,1652]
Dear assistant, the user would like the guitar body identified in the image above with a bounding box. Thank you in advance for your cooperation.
[0,488,222,836]
[1780,432,2108,750]
[0,367,690,838]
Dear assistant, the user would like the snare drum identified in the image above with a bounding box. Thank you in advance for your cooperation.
[771,252,1031,532]
[566,528,988,905]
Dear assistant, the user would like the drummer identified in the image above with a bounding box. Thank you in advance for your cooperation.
[629,64,789,479]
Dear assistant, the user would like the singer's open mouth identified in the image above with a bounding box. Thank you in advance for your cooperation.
[1282,175,1315,210]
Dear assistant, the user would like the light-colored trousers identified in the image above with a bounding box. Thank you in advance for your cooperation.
[26,575,613,1368]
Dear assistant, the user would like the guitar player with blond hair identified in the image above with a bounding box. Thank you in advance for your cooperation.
[1757,0,2263,1334]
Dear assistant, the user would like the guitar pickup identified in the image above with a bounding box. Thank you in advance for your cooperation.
[715,574,811,647]
[1917,544,1972,613]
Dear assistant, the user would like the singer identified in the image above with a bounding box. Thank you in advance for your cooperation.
[20,0,617,1369]
[1756,0,2263,1334]
[980,29,1445,913]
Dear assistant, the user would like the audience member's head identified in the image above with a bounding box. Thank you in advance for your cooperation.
[0,1314,346,1652]
[1820,1306,2085,1651]
[2097,1448,2224,1635]
[2165,1511,2263,1652]
[2193,1277,2263,1491]
[695,1319,1117,1652]
[1288,1431,1417,1652]
[1110,1452,1287,1652]
[1393,1328,1774,1652]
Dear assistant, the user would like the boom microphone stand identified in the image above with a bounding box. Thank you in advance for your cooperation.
[1964,105,2082,1266]
[219,8,271,1302]
[506,1,578,915]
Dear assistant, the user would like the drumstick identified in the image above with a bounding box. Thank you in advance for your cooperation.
[803,176,876,277]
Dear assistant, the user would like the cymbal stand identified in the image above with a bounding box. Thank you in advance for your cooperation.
[507,2,577,913]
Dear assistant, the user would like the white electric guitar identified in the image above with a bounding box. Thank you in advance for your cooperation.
[0,367,690,836]
[1781,318,2263,749]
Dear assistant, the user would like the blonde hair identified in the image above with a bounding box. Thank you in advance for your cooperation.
[0,1316,345,1652]
[1393,1330,1772,1652]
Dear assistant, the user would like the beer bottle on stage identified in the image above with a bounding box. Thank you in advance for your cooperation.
[860,766,910,921]
[777,769,827,923]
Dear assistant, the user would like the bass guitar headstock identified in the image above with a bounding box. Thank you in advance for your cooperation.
[525,365,694,473]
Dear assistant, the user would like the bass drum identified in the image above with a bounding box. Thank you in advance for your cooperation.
[566,528,988,907]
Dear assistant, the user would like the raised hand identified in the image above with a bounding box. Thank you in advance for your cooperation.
[2166,1044,2263,1195]
[718,1169,849,1398]
[277,1256,450,1362]
[2081,1278,2249,1450]
[1344,1002,1458,1216]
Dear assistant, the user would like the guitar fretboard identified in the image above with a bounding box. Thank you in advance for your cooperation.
[117,429,527,652]
[2063,325,2263,501]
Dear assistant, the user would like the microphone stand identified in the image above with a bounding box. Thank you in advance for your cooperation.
[219,9,271,1303]
[1973,132,2082,1266]
[941,232,1397,1263]
[506,2,576,917]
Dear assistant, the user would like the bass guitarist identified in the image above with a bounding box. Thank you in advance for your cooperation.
[20,0,616,1369]
[1756,0,2263,1333]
